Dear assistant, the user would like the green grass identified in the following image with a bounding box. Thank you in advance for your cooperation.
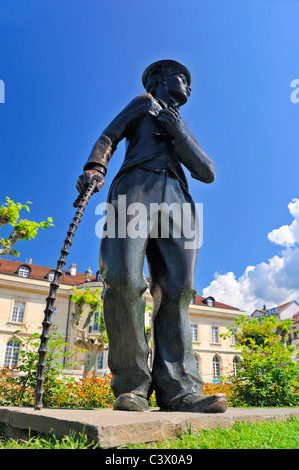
[0,417,298,449]
[124,416,299,449]
[0,429,98,449]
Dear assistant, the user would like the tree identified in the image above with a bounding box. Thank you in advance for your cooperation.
[0,197,53,257]
[223,315,299,407]
[70,287,154,376]
[70,287,108,377]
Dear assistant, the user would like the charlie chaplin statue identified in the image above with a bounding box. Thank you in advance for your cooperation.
[76,60,228,413]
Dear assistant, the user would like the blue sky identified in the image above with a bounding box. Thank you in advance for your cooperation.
[1,0,299,313]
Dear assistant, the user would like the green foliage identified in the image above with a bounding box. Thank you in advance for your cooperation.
[0,326,79,407]
[0,196,54,256]
[223,315,299,407]
[71,287,102,308]
[71,287,107,341]
[0,197,32,226]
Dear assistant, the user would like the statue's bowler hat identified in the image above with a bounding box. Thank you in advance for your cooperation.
[142,59,192,89]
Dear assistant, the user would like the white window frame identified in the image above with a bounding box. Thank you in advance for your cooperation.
[11,301,25,323]
[191,323,198,341]
[18,266,30,278]
[211,326,219,343]
[233,357,239,376]
[4,340,20,368]
[88,310,103,333]
[213,356,220,380]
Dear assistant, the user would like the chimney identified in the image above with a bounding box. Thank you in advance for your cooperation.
[69,263,77,276]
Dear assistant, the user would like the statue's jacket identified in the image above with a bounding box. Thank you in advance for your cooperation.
[83,93,215,192]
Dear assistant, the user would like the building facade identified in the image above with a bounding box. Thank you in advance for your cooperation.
[0,258,245,383]
[251,300,299,347]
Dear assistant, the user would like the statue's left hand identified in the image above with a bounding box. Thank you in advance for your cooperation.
[156,108,183,139]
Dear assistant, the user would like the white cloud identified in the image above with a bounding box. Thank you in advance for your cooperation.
[203,198,299,315]
[267,199,299,247]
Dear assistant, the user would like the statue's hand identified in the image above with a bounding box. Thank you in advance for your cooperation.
[156,107,184,139]
[76,169,105,195]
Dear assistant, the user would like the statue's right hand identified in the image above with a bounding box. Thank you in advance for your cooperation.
[76,170,105,195]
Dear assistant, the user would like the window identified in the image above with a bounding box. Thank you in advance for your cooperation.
[231,333,236,345]
[233,357,239,377]
[48,271,55,282]
[11,302,25,323]
[51,307,56,323]
[97,352,104,370]
[213,356,220,380]
[88,311,103,333]
[18,266,30,278]
[191,324,198,341]
[211,326,219,343]
[206,297,215,307]
[4,340,20,368]
[194,355,199,371]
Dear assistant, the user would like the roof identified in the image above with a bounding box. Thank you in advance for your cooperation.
[274,301,292,312]
[0,258,96,285]
[252,299,299,317]
[0,258,241,310]
[193,294,240,311]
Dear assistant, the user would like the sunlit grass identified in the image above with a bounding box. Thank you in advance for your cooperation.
[124,416,299,449]
[0,429,98,449]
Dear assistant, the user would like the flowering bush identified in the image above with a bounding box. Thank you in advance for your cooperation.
[0,369,115,409]
[42,373,115,408]
[203,381,235,406]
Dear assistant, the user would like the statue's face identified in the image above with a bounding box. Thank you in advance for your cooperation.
[164,73,191,106]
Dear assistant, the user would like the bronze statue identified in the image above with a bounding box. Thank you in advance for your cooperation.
[76,60,228,413]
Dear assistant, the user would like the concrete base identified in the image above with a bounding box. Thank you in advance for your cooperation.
[0,406,298,448]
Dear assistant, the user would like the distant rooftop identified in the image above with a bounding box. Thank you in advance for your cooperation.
[193,294,240,311]
[0,258,97,285]
[0,258,241,310]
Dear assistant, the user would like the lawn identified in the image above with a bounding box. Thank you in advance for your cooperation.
[0,416,298,449]
[125,416,299,449]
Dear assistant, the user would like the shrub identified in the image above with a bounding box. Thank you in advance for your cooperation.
[222,315,299,407]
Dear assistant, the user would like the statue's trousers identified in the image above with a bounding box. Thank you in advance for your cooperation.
[99,167,203,407]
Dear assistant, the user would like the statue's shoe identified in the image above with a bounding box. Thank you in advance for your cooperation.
[113,393,149,411]
[160,393,228,413]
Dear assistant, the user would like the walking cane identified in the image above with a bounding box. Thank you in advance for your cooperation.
[34,175,101,410]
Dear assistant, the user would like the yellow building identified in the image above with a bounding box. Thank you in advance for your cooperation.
[0,258,244,383]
